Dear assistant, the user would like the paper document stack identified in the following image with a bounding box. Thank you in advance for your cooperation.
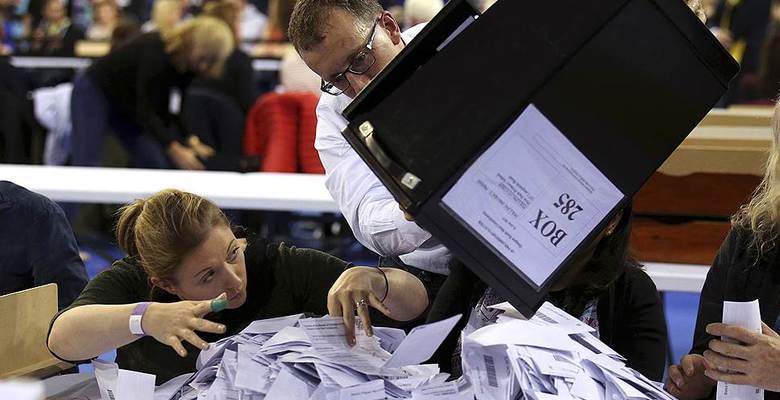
[461,302,675,400]
[164,313,473,400]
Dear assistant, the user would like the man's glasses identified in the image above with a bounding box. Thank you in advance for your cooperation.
[320,18,380,96]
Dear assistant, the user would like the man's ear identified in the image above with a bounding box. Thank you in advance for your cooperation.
[379,10,403,45]
[151,277,178,296]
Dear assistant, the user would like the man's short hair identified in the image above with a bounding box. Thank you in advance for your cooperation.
[289,0,384,52]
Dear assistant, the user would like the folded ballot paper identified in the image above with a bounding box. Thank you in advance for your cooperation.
[162,313,473,400]
[461,302,675,400]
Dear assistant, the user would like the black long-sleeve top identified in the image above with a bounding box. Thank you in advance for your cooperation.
[691,227,780,399]
[0,181,88,309]
[87,32,193,145]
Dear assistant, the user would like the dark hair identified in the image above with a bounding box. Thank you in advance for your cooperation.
[288,0,383,51]
[551,202,638,316]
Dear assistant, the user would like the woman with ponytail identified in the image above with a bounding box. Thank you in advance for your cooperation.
[47,189,428,383]
[667,103,780,400]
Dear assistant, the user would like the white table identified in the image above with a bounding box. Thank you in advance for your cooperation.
[642,262,709,293]
[0,165,338,213]
[9,56,282,72]
[0,165,709,292]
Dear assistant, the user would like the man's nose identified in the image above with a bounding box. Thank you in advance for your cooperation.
[348,73,373,95]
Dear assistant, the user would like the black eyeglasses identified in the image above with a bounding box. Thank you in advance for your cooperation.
[320,18,380,96]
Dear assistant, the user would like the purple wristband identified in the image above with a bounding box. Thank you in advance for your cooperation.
[129,302,152,336]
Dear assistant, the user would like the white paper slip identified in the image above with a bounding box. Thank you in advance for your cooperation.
[154,374,192,400]
[0,380,45,400]
[717,300,763,400]
[411,378,474,400]
[489,302,595,334]
[384,314,461,368]
[338,380,386,400]
[241,313,303,335]
[442,104,624,287]
[93,359,155,400]
[373,327,407,353]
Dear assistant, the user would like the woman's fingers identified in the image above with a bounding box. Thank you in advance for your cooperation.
[355,294,373,337]
[339,295,357,346]
[762,321,780,338]
[194,293,227,317]
[166,335,188,357]
[327,291,342,317]
[707,323,761,345]
[703,349,750,374]
[708,339,749,360]
[668,364,686,388]
[190,317,226,335]
[704,367,751,385]
[179,329,210,351]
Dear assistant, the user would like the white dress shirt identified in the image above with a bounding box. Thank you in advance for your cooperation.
[314,24,452,275]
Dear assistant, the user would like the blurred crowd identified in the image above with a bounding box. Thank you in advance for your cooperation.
[0,0,778,172]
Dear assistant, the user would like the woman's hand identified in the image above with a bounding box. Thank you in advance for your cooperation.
[168,141,205,170]
[327,267,392,346]
[187,135,215,159]
[666,354,715,399]
[702,322,780,392]
[142,293,228,357]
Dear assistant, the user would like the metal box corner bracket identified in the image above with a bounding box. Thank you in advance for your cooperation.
[359,120,422,191]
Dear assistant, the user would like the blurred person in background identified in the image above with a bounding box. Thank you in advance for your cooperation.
[141,0,182,33]
[69,16,234,172]
[752,0,780,102]
[182,0,258,171]
[261,0,292,40]
[708,0,773,104]
[403,0,442,29]
[29,0,84,56]
[237,0,265,42]
[0,15,12,54]
[108,16,140,47]
[86,0,119,40]
[278,46,319,93]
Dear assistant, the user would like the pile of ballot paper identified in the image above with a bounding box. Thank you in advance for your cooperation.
[162,313,474,400]
[61,301,682,400]
[460,302,675,400]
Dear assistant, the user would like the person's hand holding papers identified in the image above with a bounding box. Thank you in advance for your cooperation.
[327,266,429,346]
[666,354,715,400]
[700,322,780,392]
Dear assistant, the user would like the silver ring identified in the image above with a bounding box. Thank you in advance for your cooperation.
[357,298,368,308]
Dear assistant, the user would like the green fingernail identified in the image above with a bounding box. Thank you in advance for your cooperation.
[211,298,228,312]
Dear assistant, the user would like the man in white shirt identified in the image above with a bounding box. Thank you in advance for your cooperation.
[288,1,454,282]
[287,1,466,342]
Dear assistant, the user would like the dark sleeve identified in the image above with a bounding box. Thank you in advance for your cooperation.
[605,267,668,382]
[230,51,256,112]
[59,25,85,57]
[135,53,178,145]
[27,198,88,309]
[273,243,349,315]
[733,0,772,73]
[690,229,739,356]
[53,261,147,316]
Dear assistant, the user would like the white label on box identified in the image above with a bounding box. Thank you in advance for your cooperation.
[442,104,624,287]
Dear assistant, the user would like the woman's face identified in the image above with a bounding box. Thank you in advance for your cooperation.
[164,224,248,309]
[95,3,117,25]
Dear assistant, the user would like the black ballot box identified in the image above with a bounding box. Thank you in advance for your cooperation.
[341,0,739,316]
